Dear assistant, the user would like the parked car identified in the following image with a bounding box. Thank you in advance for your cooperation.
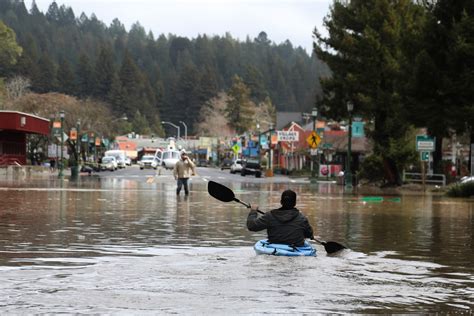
[197,159,210,167]
[125,157,132,166]
[241,159,262,178]
[460,176,474,184]
[104,150,127,168]
[230,159,243,174]
[220,158,233,170]
[139,155,158,170]
[100,156,118,171]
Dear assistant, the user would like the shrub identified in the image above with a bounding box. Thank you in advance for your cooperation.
[446,182,474,197]
[358,154,384,182]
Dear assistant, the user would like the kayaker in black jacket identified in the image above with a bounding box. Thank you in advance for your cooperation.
[246,189,314,247]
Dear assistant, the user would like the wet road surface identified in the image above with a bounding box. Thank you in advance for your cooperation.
[0,169,473,313]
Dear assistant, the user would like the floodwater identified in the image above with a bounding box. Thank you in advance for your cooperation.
[0,175,473,314]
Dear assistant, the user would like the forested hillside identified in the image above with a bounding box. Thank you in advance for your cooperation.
[0,0,329,133]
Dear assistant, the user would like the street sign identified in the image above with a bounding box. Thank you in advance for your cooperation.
[277,131,299,142]
[416,135,435,152]
[306,131,321,149]
[421,151,430,161]
[52,121,62,137]
[70,128,77,140]
[56,132,68,143]
[232,143,240,154]
[310,148,318,156]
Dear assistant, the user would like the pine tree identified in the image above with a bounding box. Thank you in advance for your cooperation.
[226,75,255,134]
[94,45,115,99]
[57,58,76,95]
[76,53,96,98]
[314,0,425,184]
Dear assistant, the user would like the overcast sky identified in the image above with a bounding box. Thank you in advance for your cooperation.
[25,0,332,53]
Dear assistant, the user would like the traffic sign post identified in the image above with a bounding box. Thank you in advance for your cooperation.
[306,131,321,149]
[416,135,435,152]
[416,135,435,192]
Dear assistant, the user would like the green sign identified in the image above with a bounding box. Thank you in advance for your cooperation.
[352,121,365,137]
[232,143,240,154]
[421,151,430,161]
[52,128,61,137]
[416,135,435,152]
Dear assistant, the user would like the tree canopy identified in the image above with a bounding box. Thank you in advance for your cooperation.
[0,0,328,134]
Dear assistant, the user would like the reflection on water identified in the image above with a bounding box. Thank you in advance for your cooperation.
[0,178,473,313]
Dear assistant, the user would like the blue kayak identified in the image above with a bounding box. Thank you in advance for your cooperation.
[254,239,316,256]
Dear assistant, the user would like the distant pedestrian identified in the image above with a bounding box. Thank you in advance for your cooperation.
[50,159,56,172]
[173,151,196,196]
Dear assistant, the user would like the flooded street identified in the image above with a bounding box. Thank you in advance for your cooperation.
[0,172,473,314]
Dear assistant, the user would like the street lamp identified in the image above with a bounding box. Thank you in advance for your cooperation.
[256,123,261,166]
[179,121,188,141]
[345,102,354,190]
[310,107,318,184]
[161,121,180,139]
[58,110,65,178]
[76,119,81,161]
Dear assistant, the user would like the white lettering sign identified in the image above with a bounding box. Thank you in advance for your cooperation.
[277,131,299,142]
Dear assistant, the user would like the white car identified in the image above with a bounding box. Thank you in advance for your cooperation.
[139,155,158,170]
[100,156,118,171]
[230,159,243,174]
[460,176,474,184]
[125,157,132,166]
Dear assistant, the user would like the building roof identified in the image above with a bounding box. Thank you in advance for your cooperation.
[0,111,50,135]
[321,130,371,153]
[276,112,303,130]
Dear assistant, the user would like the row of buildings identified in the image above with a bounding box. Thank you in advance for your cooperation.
[2,110,469,180]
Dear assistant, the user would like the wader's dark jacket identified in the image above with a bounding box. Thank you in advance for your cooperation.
[246,207,313,246]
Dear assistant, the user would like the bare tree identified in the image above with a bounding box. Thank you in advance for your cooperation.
[195,92,235,137]
[5,76,31,100]
[253,96,276,131]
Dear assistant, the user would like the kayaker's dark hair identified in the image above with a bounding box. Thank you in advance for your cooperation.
[281,190,296,209]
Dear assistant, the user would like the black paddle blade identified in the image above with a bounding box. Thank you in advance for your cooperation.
[208,181,235,202]
[321,241,347,254]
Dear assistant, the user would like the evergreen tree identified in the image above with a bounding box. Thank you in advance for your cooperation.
[33,54,57,93]
[57,58,76,95]
[314,0,424,185]
[226,75,255,134]
[94,45,115,99]
[76,53,96,98]
[407,0,474,172]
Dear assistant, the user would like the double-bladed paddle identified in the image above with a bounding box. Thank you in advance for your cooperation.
[207,180,347,254]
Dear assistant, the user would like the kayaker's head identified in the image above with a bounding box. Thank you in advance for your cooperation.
[280,189,297,209]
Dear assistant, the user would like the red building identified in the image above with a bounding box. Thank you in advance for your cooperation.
[0,111,50,165]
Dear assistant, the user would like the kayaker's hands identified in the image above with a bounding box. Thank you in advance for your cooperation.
[251,205,259,212]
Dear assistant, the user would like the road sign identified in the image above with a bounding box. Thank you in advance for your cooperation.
[232,143,240,154]
[306,131,321,149]
[416,135,435,152]
[277,131,299,142]
[70,128,77,140]
[56,132,68,143]
[421,151,430,161]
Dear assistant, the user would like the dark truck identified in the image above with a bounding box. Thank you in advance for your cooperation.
[241,159,262,178]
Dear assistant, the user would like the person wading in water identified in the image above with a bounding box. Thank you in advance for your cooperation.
[173,150,196,196]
